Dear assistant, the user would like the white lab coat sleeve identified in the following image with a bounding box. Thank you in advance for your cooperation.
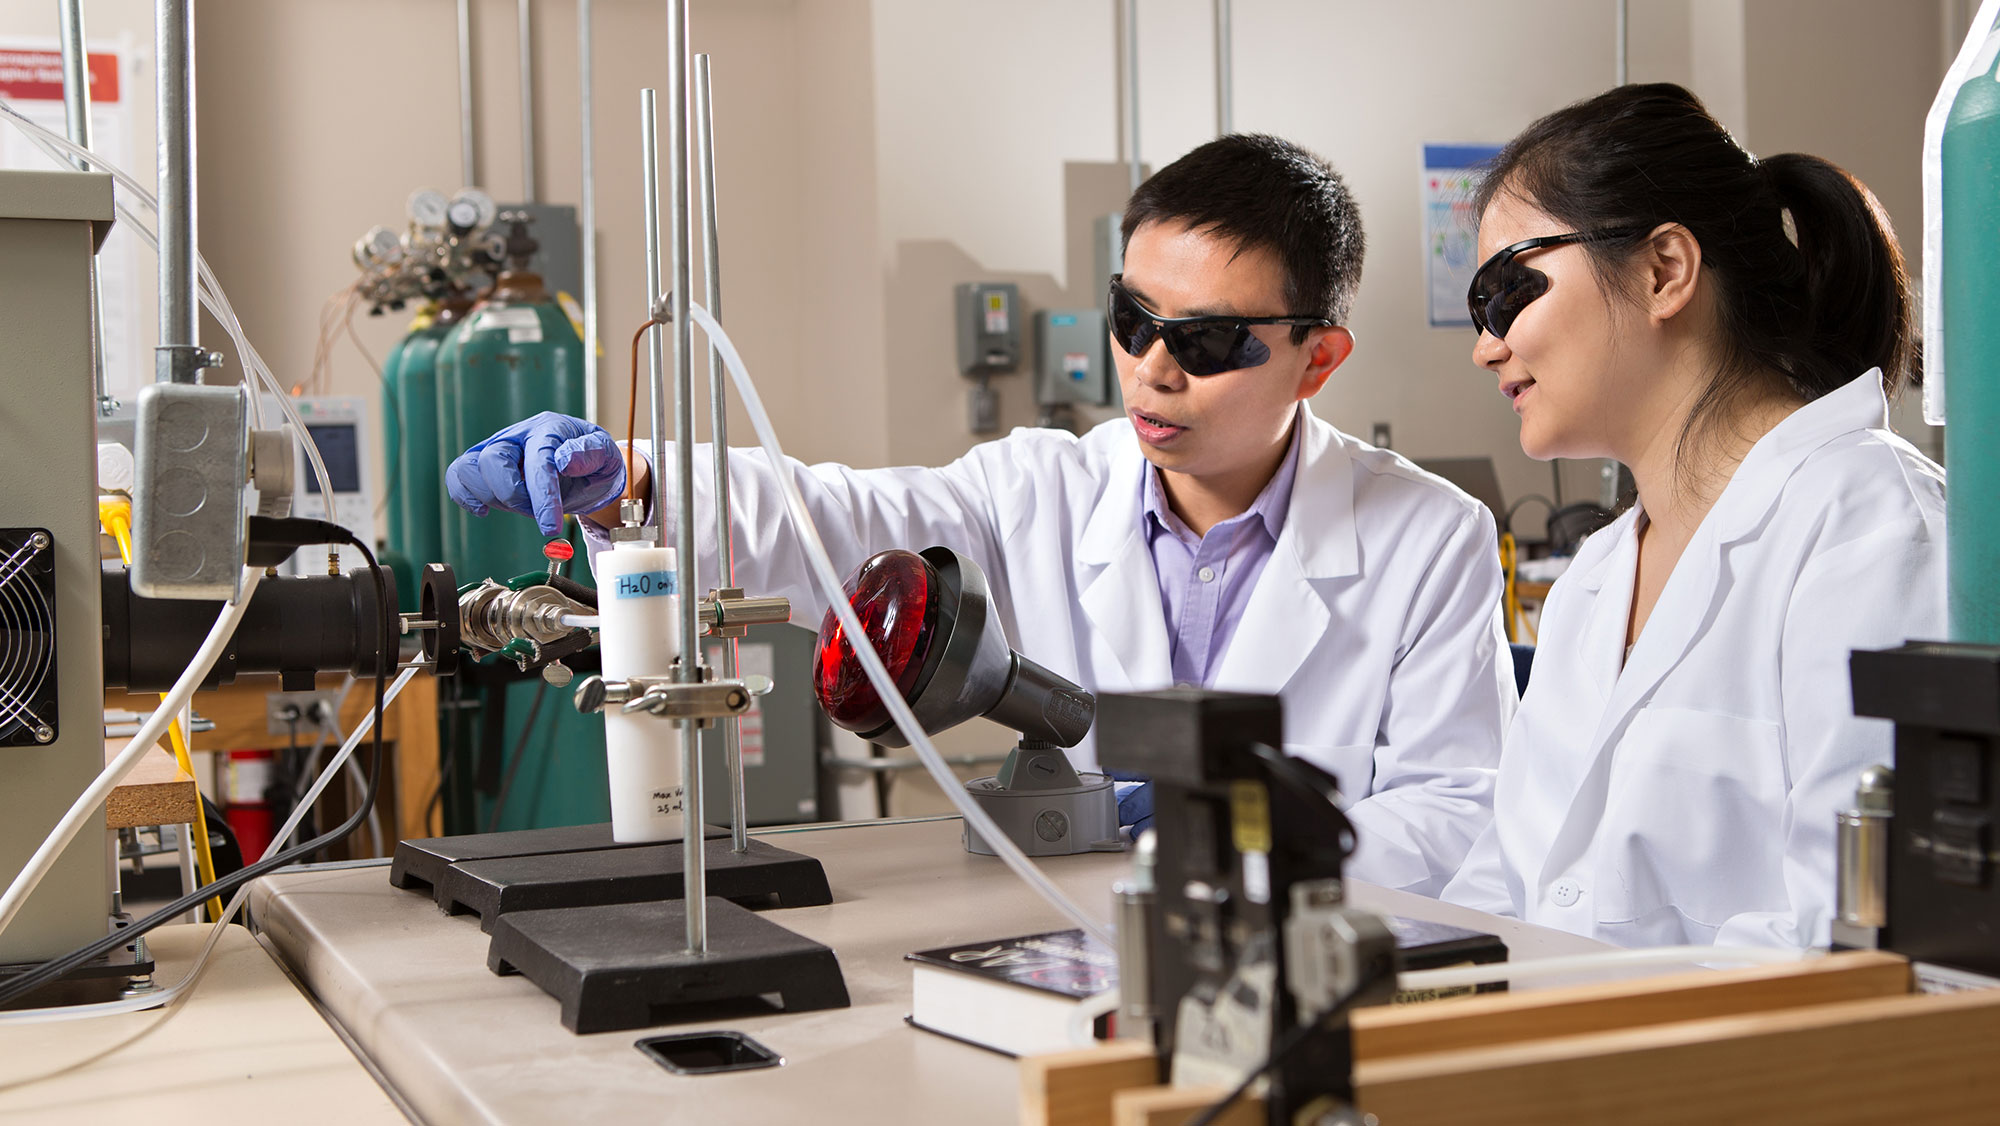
[1711,515,1945,949]
[1343,505,1515,896]
[1437,815,1520,918]
[584,440,1016,623]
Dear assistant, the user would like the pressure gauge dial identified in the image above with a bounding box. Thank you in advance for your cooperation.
[353,226,401,268]
[407,189,449,229]
[447,188,497,233]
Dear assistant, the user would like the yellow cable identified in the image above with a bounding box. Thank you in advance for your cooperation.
[100,501,226,922]
[1499,533,1521,645]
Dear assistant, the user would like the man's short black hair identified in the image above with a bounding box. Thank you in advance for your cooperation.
[1121,133,1365,335]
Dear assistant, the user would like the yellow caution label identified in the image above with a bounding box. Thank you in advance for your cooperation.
[1230,780,1272,854]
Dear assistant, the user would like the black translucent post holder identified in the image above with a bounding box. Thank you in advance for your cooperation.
[441,836,832,932]
[489,898,849,1034]
[390,822,718,908]
[388,821,847,1032]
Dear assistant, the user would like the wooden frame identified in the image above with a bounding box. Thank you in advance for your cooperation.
[1023,951,2000,1126]
[106,671,440,845]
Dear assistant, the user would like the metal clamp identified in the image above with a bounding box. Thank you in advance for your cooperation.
[154,345,222,384]
[572,670,771,727]
[700,587,789,638]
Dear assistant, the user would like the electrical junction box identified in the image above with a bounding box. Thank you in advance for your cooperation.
[954,282,1020,376]
[1034,309,1113,407]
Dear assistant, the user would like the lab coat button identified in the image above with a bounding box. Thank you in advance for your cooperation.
[1550,878,1582,907]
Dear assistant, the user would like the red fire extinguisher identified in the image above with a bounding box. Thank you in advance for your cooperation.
[223,749,276,862]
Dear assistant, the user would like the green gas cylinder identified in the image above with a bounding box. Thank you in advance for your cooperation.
[435,266,588,585]
[1943,32,2000,643]
[383,297,474,593]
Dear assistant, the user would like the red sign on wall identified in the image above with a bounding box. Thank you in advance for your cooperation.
[0,49,119,104]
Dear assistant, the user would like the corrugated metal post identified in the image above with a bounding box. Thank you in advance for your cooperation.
[458,0,476,187]
[1124,0,1141,191]
[1214,0,1232,135]
[58,0,113,414]
[155,0,198,379]
[517,0,535,202]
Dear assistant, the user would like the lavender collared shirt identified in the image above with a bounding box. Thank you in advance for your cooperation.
[1143,416,1303,688]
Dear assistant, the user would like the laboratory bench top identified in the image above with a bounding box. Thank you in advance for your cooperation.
[248,815,1610,1126]
[0,923,405,1124]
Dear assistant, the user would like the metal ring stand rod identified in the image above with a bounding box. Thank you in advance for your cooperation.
[694,55,750,855]
[661,0,706,957]
[579,0,599,420]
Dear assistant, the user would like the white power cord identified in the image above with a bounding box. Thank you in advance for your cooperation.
[0,568,262,940]
[0,664,420,1025]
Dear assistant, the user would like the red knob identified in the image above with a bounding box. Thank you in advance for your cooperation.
[543,538,575,562]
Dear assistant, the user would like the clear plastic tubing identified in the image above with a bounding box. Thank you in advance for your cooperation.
[0,99,340,510]
[1396,944,1808,993]
[689,301,1115,949]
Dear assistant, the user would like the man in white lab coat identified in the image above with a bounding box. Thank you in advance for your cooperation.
[447,134,1516,894]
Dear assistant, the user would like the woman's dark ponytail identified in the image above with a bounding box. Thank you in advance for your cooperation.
[1760,152,1917,396]
[1476,83,1917,441]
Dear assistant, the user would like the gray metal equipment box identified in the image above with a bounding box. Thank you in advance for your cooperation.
[0,170,114,961]
[954,282,1020,376]
[1034,309,1114,407]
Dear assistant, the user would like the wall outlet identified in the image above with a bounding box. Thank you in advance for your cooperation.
[266,690,343,737]
[1370,421,1392,449]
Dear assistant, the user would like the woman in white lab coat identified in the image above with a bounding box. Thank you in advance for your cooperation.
[1441,83,1945,948]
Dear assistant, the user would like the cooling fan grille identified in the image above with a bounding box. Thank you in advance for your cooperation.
[0,528,58,746]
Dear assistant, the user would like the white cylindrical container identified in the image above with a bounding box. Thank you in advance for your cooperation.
[597,540,685,841]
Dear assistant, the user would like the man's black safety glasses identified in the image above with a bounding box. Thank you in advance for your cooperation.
[1467,228,1644,340]
[1107,275,1333,376]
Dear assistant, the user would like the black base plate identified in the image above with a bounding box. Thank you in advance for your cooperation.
[489,898,850,1034]
[438,836,834,932]
[389,822,729,909]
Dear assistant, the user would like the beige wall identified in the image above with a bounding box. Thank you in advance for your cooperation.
[188,0,884,527]
[12,0,1946,527]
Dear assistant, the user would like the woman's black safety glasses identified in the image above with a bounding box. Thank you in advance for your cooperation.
[1107,275,1332,376]
[1467,228,1643,339]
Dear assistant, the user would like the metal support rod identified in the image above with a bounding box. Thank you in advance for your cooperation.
[517,0,535,202]
[1124,0,1141,191]
[579,0,599,419]
[457,0,476,187]
[695,54,748,855]
[665,0,705,956]
[58,1,91,150]
[58,0,113,414]
[1213,0,1232,136]
[155,0,197,371]
[1615,0,1629,85]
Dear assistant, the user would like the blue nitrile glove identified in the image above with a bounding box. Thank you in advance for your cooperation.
[1110,769,1153,835]
[445,412,626,537]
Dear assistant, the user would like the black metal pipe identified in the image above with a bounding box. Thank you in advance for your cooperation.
[101,562,396,692]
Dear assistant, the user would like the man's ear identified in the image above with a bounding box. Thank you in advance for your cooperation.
[1298,325,1355,399]
[1643,222,1702,323]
